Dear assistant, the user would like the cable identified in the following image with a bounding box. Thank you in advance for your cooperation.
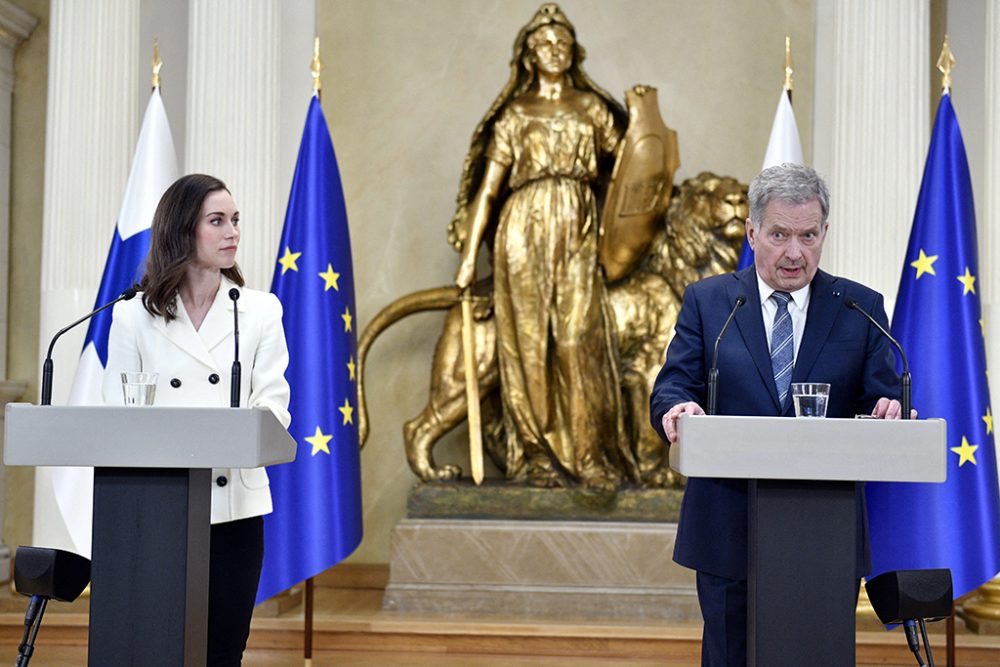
[903,619,927,667]
[919,618,935,667]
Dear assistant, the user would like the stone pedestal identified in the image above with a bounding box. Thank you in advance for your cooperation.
[960,577,1000,634]
[383,484,697,620]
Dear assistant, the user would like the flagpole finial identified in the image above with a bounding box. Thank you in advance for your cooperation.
[151,39,162,90]
[311,37,322,98]
[783,35,793,92]
[937,35,955,93]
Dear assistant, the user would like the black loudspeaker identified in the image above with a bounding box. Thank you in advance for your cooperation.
[14,546,91,602]
[865,569,953,625]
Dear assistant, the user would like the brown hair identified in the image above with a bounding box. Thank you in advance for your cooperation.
[139,173,245,321]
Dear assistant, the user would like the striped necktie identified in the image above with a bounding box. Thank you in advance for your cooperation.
[770,291,794,409]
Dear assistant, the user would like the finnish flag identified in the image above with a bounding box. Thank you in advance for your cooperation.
[32,88,178,557]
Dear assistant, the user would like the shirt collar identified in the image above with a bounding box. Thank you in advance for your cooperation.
[755,271,811,311]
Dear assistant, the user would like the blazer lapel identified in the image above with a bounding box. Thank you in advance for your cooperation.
[729,267,781,411]
[153,297,219,370]
[199,277,243,353]
[792,270,841,383]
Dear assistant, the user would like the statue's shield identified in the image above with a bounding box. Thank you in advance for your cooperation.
[599,86,680,283]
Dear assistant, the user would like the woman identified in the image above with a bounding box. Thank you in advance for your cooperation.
[103,173,290,665]
[453,3,638,490]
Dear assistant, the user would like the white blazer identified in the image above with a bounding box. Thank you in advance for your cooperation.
[103,276,291,524]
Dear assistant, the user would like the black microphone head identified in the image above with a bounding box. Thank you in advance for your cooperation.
[122,286,138,300]
[846,298,859,309]
[229,288,240,301]
[735,295,746,306]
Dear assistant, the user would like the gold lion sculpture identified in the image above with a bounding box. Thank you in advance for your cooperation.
[358,172,747,487]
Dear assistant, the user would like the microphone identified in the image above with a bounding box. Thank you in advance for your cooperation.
[707,296,746,416]
[40,286,138,406]
[229,288,241,408]
[847,298,912,419]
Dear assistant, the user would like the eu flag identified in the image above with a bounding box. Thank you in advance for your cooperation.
[866,92,1000,599]
[256,94,363,603]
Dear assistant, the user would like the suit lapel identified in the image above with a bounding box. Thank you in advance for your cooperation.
[729,267,781,411]
[792,270,841,383]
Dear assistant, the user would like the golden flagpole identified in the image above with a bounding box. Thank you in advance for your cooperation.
[302,38,322,667]
[783,35,793,104]
[151,38,162,90]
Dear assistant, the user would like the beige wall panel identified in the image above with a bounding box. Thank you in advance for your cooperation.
[318,0,815,563]
[5,0,48,561]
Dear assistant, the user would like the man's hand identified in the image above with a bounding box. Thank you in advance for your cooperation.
[872,397,918,420]
[661,401,705,443]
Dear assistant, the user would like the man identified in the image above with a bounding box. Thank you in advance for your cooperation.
[649,163,905,666]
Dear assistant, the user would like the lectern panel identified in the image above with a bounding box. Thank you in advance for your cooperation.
[671,415,945,482]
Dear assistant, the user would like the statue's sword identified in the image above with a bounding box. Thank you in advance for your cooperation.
[461,289,485,485]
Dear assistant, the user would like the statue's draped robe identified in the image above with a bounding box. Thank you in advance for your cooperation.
[487,93,631,484]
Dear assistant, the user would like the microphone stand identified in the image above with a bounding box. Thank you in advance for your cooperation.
[229,288,241,408]
[15,595,47,666]
[847,299,911,420]
[40,287,137,406]
[707,296,746,415]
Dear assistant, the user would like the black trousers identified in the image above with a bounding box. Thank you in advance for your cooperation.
[208,516,264,667]
[696,571,747,667]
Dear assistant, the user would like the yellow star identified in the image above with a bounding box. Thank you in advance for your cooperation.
[910,249,938,279]
[319,263,341,291]
[278,247,301,274]
[347,356,356,381]
[950,436,979,467]
[339,397,354,425]
[957,267,976,295]
[342,307,352,332]
[981,319,986,337]
[304,426,332,456]
[984,407,993,435]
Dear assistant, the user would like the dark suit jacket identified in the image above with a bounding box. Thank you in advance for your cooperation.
[649,267,900,580]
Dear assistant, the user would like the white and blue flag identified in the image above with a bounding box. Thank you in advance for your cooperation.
[737,87,804,270]
[32,88,178,557]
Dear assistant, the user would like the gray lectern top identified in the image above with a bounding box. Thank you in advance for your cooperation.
[671,414,946,483]
[3,403,296,469]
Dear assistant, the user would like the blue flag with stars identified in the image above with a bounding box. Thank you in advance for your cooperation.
[866,92,1000,599]
[257,94,363,604]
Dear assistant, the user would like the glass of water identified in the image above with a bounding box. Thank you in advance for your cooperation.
[121,372,158,406]
[791,382,830,418]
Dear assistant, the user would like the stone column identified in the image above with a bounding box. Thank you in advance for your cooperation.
[959,0,1000,634]
[0,0,37,583]
[186,0,312,289]
[813,0,930,304]
[37,0,139,406]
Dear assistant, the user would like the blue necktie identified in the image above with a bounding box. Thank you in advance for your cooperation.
[770,291,794,409]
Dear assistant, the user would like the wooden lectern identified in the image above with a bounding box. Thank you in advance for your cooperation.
[672,415,946,667]
[3,404,296,667]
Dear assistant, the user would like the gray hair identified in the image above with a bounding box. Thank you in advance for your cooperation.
[748,163,830,229]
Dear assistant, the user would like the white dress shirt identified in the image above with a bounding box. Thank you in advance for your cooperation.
[756,272,810,362]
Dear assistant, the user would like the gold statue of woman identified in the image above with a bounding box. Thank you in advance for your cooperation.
[452,4,638,491]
